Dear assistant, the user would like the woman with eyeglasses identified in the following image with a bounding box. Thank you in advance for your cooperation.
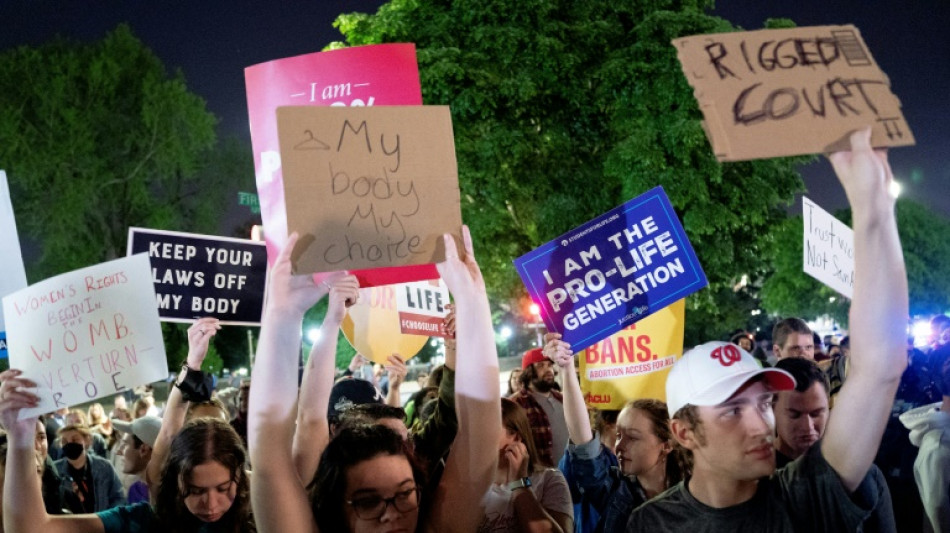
[0,373,256,533]
[309,424,423,532]
[249,229,501,533]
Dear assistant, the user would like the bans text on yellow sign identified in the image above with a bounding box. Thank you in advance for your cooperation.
[580,299,685,410]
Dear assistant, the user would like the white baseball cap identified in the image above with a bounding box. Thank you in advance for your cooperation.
[112,416,162,448]
[666,341,796,417]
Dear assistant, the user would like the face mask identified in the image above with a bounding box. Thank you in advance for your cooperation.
[62,442,85,460]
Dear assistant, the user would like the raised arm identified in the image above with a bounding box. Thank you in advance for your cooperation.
[1,369,104,533]
[821,128,909,491]
[249,233,337,533]
[384,354,408,408]
[146,317,220,499]
[292,274,358,486]
[427,227,502,532]
[543,333,591,445]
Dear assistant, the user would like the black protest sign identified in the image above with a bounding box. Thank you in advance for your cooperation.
[127,228,267,325]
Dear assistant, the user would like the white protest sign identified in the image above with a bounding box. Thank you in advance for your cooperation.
[2,254,168,418]
[395,279,450,337]
[0,170,28,333]
[803,197,854,298]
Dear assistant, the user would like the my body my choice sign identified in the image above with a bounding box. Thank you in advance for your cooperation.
[514,187,707,350]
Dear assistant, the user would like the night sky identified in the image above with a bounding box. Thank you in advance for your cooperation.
[2,0,947,226]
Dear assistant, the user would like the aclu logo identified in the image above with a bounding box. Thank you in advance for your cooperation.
[584,392,612,404]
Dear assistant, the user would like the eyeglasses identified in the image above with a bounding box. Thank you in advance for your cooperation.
[346,486,420,520]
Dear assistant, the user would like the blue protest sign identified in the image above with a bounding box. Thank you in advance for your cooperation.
[514,187,707,350]
[0,331,7,359]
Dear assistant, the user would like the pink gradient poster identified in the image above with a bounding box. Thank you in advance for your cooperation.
[245,43,439,286]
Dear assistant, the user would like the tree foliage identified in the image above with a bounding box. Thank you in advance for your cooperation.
[760,199,950,323]
[330,1,811,346]
[0,24,220,280]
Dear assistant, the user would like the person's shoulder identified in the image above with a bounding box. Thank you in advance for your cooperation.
[627,482,690,530]
[96,501,155,531]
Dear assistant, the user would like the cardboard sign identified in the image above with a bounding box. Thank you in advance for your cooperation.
[673,24,914,161]
[245,43,439,286]
[514,187,706,350]
[2,254,167,418]
[276,106,462,275]
[802,197,854,298]
[580,299,685,409]
[396,279,450,337]
[127,228,268,325]
[341,283,431,364]
[0,170,29,337]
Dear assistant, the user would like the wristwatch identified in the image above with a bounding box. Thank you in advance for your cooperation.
[506,477,532,491]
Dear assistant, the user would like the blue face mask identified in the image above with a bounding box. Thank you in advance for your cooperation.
[62,442,85,460]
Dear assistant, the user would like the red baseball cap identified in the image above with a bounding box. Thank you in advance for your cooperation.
[522,348,546,369]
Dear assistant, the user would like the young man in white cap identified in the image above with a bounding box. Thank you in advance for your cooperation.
[111,416,160,504]
[627,129,906,531]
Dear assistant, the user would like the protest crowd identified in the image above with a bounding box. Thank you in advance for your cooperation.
[1,128,946,533]
[0,11,946,531]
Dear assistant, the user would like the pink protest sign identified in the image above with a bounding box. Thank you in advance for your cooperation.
[245,43,438,286]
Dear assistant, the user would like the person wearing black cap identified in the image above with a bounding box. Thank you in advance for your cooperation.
[628,129,905,532]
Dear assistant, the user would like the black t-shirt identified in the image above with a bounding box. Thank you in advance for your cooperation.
[627,444,894,532]
[66,460,96,514]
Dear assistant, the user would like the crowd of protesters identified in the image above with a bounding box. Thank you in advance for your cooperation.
[0,130,942,532]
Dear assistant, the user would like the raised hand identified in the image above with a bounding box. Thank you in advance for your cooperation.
[436,226,485,298]
[186,317,221,367]
[325,274,359,325]
[385,354,408,389]
[828,127,895,217]
[0,369,40,437]
[543,333,574,368]
[267,232,346,317]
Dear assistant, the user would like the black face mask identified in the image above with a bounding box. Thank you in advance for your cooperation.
[62,442,85,460]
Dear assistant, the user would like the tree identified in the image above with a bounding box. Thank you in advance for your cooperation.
[0,24,221,280]
[762,199,950,323]
[331,1,811,346]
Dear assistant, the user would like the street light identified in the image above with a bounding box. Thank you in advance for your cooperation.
[889,179,902,199]
[499,326,513,340]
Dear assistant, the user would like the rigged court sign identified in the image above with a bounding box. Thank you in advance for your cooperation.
[514,187,707,350]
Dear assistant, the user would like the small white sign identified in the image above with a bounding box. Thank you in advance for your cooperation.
[0,170,28,332]
[803,197,854,298]
[395,279,450,337]
[2,254,168,418]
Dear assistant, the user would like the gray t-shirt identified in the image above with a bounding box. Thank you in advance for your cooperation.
[531,390,570,466]
[627,444,894,532]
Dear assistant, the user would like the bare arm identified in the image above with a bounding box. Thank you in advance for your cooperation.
[146,317,220,499]
[544,333,592,445]
[821,128,908,491]
[384,354,408,407]
[1,370,105,533]
[249,233,339,533]
[292,274,358,486]
[427,227,502,532]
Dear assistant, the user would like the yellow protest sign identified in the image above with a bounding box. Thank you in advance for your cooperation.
[341,283,430,364]
[579,299,685,409]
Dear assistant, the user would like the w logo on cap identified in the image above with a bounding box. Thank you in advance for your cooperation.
[711,344,741,367]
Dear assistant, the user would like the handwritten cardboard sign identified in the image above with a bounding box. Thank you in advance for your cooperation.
[2,254,167,418]
[127,228,268,325]
[580,299,685,409]
[802,197,854,298]
[673,24,914,161]
[396,279,450,338]
[245,43,439,286]
[1,170,29,358]
[514,187,707,350]
[341,283,430,364]
[276,106,462,274]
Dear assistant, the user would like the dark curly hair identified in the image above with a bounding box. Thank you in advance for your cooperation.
[154,418,254,533]
[309,424,425,532]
